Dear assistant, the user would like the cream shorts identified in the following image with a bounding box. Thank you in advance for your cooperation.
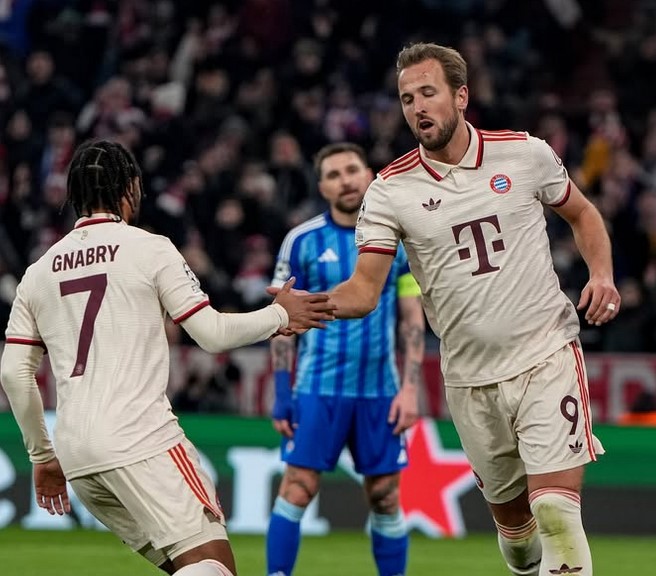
[445,340,604,504]
[70,438,228,565]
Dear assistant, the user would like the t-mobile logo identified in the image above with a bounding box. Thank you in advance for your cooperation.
[452,215,505,276]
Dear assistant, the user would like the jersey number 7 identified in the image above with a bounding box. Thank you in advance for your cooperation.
[59,273,108,377]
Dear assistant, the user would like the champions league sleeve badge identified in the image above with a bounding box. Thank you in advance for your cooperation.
[183,262,202,293]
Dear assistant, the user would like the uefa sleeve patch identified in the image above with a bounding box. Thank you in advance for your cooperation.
[183,262,202,293]
[273,260,291,284]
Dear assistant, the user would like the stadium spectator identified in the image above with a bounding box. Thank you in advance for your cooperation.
[0,139,335,576]
[266,142,425,576]
[3,108,41,178]
[267,130,322,227]
[307,42,620,576]
[40,112,75,192]
[14,49,82,136]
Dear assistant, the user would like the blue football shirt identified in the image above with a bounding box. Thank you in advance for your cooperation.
[272,212,412,398]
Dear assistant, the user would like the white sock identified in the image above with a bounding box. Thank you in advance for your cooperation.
[173,559,234,576]
[495,517,541,575]
[529,488,592,576]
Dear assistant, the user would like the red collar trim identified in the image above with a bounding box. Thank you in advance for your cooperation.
[419,153,443,182]
[74,216,121,229]
[473,129,484,168]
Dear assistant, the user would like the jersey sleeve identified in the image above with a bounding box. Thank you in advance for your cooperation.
[528,136,571,206]
[150,237,210,324]
[355,178,401,255]
[271,230,306,290]
[4,273,45,349]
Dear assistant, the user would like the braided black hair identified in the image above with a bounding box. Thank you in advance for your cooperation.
[66,139,143,218]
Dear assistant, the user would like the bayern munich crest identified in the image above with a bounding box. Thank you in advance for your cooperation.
[489,174,512,194]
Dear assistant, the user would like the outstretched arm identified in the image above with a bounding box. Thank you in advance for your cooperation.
[551,181,620,325]
[182,278,335,352]
[182,303,289,353]
[330,252,395,318]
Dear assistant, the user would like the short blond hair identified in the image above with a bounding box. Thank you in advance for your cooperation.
[396,42,467,92]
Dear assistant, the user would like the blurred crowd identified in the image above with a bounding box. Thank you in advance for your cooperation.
[1,0,656,355]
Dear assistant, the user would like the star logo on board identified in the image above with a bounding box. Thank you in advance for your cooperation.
[400,419,476,537]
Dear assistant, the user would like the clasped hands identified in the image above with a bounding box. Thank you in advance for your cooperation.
[269,278,335,336]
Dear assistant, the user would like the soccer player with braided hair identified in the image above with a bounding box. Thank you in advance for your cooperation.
[0,139,335,576]
[66,139,145,219]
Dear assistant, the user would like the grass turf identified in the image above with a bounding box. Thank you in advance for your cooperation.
[0,528,654,575]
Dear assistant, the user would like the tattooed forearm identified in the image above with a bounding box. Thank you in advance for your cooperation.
[271,336,295,371]
[406,359,423,387]
[401,325,425,354]
[398,298,425,388]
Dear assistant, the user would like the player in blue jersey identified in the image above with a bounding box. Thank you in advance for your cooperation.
[265,143,425,576]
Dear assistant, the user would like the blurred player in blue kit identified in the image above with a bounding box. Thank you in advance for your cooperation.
[265,143,426,576]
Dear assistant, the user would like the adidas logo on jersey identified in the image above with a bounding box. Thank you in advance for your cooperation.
[397,448,408,464]
[568,440,583,454]
[549,563,583,574]
[318,248,339,262]
[422,198,441,211]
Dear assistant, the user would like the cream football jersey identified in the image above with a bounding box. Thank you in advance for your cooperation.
[356,123,580,386]
[5,214,209,478]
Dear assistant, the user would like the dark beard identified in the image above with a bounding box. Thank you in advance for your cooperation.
[417,106,459,152]
[334,198,363,215]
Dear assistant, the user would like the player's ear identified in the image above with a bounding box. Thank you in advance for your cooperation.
[456,85,468,112]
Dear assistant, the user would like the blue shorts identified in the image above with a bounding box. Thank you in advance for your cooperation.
[281,394,408,476]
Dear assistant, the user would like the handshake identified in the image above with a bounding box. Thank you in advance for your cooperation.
[269,277,336,336]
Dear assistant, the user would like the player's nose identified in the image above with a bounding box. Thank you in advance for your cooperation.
[412,97,425,114]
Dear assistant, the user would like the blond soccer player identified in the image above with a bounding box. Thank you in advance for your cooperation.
[0,139,335,576]
[305,44,619,576]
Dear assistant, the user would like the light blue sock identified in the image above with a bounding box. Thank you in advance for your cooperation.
[266,496,306,575]
[370,511,408,576]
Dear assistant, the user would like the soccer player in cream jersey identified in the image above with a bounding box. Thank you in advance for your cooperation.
[0,140,335,576]
[265,143,425,576]
[274,44,620,576]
